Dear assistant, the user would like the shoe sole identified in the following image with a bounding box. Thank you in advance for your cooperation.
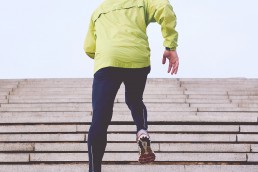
[139,152,155,164]
[138,136,156,164]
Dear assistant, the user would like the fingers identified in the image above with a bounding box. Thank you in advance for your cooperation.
[168,60,173,73]
[162,57,166,64]
[170,58,179,75]
[171,60,179,75]
[162,54,167,64]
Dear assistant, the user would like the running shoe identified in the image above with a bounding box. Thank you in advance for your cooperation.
[137,129,156,164]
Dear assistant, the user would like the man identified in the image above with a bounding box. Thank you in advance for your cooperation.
[84,0,179,171]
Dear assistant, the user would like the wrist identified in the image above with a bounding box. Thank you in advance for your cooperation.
[165,47,176,51]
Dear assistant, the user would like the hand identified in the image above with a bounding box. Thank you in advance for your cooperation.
[162,50,179,75]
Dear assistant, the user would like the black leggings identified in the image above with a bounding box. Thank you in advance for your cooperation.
[88,66,151,172]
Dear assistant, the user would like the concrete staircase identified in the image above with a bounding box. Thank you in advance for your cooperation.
[0,78,258,172]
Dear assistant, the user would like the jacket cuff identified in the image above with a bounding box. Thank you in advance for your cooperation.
[163,41,178,51]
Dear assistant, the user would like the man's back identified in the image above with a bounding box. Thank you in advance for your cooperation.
[85,0,178,74]
[91,0,150,72]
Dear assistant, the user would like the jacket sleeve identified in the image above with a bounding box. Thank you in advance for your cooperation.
[84,18,96,59]
[146,0,178,50]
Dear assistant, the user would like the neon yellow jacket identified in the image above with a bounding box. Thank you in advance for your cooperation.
[84,0,178,73]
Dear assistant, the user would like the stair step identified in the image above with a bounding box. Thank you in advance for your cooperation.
[0,107,196,112]
[0,165,258,172]
[0,99,8,103]
[2,152,247,162]
[10,89,184,95]
[0,143,254,153]
[240,125,258,133]
[190,104,237,108]
[8,94,187,99]
[184,91,227,95]
[0,134,85,142]
[238,103,258,108]
[198,107,258,112]
[0,133,240,142]
[0,92,9,96]
[187,99,231,104]
[0,103,189,108]
[0,88,12,92]
[230,95,258,100]
[107,133,237,142]
[237,134,258,142]
[0,153,250,162]
[0,153,29,162]
[251,144,258,152]
[0,125,240,133]
[0,113,256,123]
